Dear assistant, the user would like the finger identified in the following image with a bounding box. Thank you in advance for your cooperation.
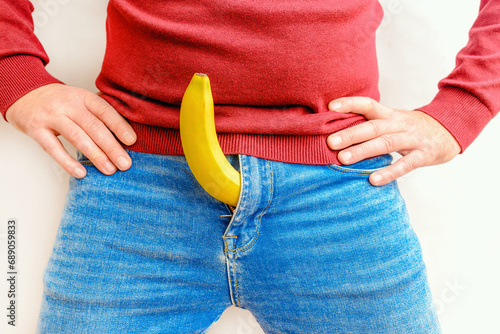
[53,116,118,175]
[369,152,426,186]
[327,119,401,150]
[328,97,393,120]
[84,94,137,146]
[70,108,133,171]
[34,129,87,179]
[336,132,416,165]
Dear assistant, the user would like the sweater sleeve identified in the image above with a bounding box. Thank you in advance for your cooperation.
[0,0,62,120]
[417,0,500,152]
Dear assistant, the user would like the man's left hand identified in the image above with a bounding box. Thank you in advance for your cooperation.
[327,97,461,186]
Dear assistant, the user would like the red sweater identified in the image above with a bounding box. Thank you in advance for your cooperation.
[1,0,499,164]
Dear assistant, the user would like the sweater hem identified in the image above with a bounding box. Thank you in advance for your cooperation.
[122,121,365,165]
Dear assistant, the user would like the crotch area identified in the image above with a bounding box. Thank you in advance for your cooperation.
[222,155,274,307]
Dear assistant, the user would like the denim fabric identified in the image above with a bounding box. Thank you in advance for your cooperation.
[37,151,441,333]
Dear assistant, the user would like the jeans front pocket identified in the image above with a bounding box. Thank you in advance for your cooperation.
[76,151,94,167]
[327,154,393,176]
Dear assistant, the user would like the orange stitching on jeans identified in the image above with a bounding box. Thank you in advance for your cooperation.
[223,236,237,255]
[223,238,229,255]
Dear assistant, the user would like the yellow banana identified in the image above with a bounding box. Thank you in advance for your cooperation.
[179,73,241,207]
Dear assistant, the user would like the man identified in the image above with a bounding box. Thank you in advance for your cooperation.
[1,0,498,333]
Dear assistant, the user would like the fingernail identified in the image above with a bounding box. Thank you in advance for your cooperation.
[340,151,352,162]
[117,156,131,170]
[105,161,117,174]
[330,136,342,147]
[329,101,342,111]
[74,167,86,179]
[123,131,136,145]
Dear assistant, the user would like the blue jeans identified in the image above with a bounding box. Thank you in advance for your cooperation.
[38,151,441,333]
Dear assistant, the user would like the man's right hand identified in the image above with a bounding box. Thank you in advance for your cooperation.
[5,83,137,178]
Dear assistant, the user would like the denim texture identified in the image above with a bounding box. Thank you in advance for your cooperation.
[38,151,441,333]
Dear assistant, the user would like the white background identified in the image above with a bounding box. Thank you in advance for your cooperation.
[1,0,499,333]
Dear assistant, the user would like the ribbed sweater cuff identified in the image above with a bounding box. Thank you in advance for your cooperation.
[0,55,63,120]
[416,86,494,153]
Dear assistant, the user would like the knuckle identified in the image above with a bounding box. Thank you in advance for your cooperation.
[424,146,438,162]
[49,114,70,130]
[50,98,80,118]
[65,127,83,143]
[24,123,41,138]
[360,97,377,110]
[85,95,113,118]
[93,105,109,119]
[341,98,354,110]
[59,159,77,173]
[401,112,420,132]
[400,158,416,173]
[85,119,106,138]
[106,145,125,158]
[405,120,418,133]
[344,129,357,143]
[369,120,385,136]
[26,111,51,131]
[368,98,378,109]
[43,143,59,157]
[424,138,436,152]
[354,143,368,157]
[64,89,85,104]
[359,98,375,111]
[87,149,107,164]
[384,168,398,182]
[380,134,395,151]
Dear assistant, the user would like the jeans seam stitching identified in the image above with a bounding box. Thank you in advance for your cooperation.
[223,236,240,306]
[327,164,372,176]
[222,239,235,306]
[232,255,241,307]
[232,160,274,254]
